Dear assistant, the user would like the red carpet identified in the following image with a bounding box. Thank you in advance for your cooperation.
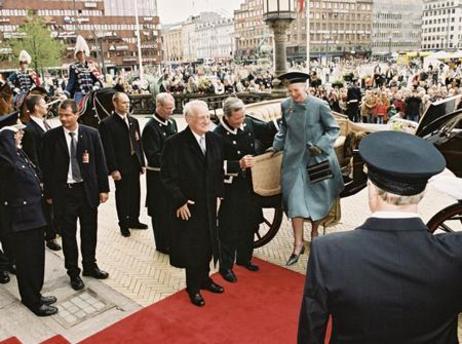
[40,335,70,344]
[81,258,331,344]
[0,338,21,344]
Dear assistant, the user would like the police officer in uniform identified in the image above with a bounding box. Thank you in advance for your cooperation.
[142,93,177,253]
[65,35,102,102]
[7,50,38,98]
[346,77,361,122]
[298,131,461,343]
[214,97,278,282]
[0,113,58,316]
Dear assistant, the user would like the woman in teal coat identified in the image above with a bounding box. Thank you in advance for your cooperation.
[272,72,344,265]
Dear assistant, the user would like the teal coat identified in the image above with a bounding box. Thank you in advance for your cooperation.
[273,95,344,220]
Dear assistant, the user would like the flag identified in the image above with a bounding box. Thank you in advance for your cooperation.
[297,0,305,13]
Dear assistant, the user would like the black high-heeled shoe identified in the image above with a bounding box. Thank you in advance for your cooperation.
[286,245,306,266]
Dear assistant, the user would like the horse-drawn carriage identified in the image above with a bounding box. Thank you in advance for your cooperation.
[245,96,462,248]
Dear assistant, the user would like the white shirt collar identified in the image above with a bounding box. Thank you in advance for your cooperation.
[153,113,169,126]
[370,211,421,219]
[116,112,128,120]
[219,116,244,135]
[191,129,206,146]
[63,125,79,136]
[30,115,47,132]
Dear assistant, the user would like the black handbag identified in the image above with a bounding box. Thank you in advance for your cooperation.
[307,160,333,183]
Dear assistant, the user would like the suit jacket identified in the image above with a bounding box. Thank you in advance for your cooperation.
[161,127,224,268]
[298,217,462,344]
[22,119,46,177]
[41,125,109,218]
[98,112,145,175]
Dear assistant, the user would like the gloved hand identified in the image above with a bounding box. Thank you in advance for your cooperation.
[308,145,323,156]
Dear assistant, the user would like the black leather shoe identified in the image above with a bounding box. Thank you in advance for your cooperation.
[286,245,306,266]
[188,292,205,307]
[33,304,58,317]
[83,267,109,279]
[46,239,61,251]
[120,227,131,237]
[237,262,260,272]
[8,264,16,275]
[219,269,237,283]
[70,276,85,291]
[129,221,148,230]
[0,271,10,284]
[202,281,224,294]
[156,247,169,254]
[40,295,57,305]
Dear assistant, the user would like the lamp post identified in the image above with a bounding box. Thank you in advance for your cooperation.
[263,0,296,90]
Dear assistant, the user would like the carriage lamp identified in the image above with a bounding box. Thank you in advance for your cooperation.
[263,0,296,83]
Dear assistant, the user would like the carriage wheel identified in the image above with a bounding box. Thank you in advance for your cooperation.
[253,207,284,248]
[426,202,462,233]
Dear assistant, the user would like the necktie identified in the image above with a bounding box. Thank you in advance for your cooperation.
[69,132,82,182]
[199,136,206,155]
[43,119,51,131]
[124,116,136,156]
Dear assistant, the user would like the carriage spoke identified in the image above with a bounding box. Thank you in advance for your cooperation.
[263,217,272,227]
[255,230,262,240]
[439,223,455,232]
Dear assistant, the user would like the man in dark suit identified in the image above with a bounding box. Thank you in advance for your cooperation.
[22,95,61,251]
[346,78,361,122]
[99,92,147,237]
[161,100,225,307]
[214,97,278,283]
[298,131,461,344]
[42,100,110,291]
[0,113,58,316]
[142,93,177,253]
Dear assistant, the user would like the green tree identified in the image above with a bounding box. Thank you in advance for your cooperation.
[10,11,63,72]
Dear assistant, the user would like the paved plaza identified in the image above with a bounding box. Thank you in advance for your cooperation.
[0,117,460,343]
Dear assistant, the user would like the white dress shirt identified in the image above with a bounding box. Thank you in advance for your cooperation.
[370,211,421,219]
[191,130,206,154]
[116,112,130,129]
[63,125,81,183]
[30,115,47,132]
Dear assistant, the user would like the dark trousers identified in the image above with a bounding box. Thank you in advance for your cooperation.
[43,202,58,241]
[151,216,170,252]
[60,183,98,277]
[115,160,141,228]
[0,246,8,271]
[9,227,45,311]
[347,103,359,122]
[186,261,212,295]
[0,236,13,270]
[219,224,254,271]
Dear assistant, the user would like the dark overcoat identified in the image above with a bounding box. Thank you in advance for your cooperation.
[41,125,109,223]
[298,217,462,344]
[22,119,45,177]
[161,127,224,268]
[141,114,178,217]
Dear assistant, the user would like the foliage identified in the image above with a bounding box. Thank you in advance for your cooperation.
[9,11,63,71]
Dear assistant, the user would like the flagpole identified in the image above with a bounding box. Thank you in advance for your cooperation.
[306,0,310,71]
[135,0,144,80]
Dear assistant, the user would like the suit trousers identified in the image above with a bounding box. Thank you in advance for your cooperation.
[0,246,8,271]
[60,183,98,277]
[0,236,13,270]
[9,227,45,311]
[185,250,213,295]
[43,201,58,241]
[219,224,255,270]
[115,157,141,228]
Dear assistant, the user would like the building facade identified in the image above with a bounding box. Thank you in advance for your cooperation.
[196,18,234,61]
[287,0,374,61]
[0,0,161,70]
[163,25,183,63]
[421,0,462,50]
[103,0,157,17]
[371,0,423,55]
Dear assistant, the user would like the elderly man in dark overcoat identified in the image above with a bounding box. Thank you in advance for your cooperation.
[161,99,225,307]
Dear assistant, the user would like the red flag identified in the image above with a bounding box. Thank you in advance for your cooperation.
[298,0,305,12]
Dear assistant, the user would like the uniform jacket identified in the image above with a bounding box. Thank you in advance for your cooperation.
[22,119,46,178]
[347,86,361,104]
[65,61,101,98]
[273,96,344,220]
[98,112,145,175]
[7,70,36,95]
[214,115,277,229]
[41,125,109,218]
[0,131,46,233]
[298,217,462,344]
[161,127,224,268]
[141,113,178,216]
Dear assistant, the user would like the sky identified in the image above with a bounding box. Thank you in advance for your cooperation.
[157,0,243,25]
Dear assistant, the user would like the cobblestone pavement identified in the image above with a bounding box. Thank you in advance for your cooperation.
[0,116,460,342]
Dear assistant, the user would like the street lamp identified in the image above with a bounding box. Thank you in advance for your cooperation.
[263,0,296,79]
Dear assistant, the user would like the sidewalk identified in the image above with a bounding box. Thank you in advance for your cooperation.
[0,115,460,342]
